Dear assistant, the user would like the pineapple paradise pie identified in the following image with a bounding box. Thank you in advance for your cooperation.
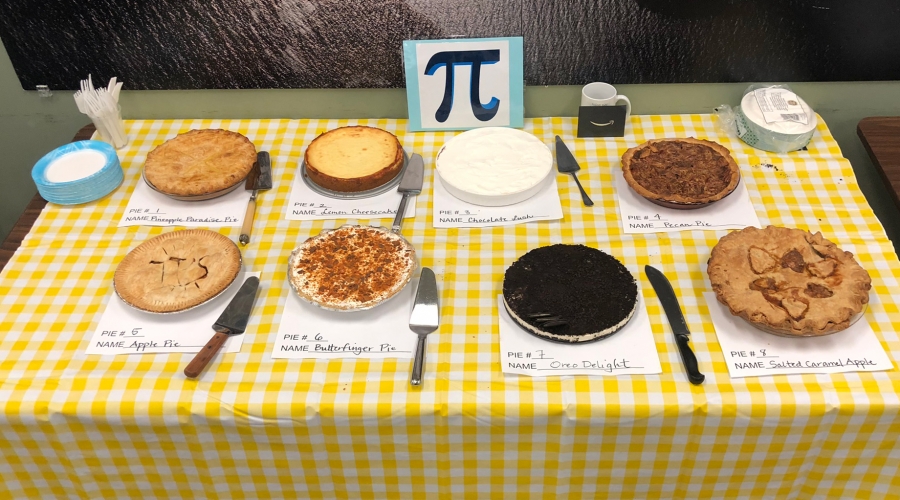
[707,225,871,336]
[143,129,258,197]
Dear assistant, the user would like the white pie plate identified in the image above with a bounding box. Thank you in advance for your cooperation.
[435,127,553,207]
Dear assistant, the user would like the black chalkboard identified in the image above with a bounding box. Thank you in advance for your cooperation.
[1,0,898,90]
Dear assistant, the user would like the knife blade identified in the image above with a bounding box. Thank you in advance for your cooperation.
[644,265,705,385]
[184,276,260,378]
[239,152,273,245]
[392,153,424,234]
[409,267,439,386]
[555,135,594,207]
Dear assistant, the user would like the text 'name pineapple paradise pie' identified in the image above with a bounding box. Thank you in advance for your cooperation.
[288,225,417,311]
[503,244,638,343]
[435,127,553,206]
[303,126,405,193]
[143,129,257,199]
[707,225,871,337]
[621,137,741,209]
[114,229,242,313]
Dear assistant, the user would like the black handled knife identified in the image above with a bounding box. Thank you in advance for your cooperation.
[644,265,705,385]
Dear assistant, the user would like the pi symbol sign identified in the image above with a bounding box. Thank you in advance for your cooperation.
[403,37,523,131]
[424,50,501,123]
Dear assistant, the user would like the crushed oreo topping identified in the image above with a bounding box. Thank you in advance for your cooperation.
[503,244,637,338]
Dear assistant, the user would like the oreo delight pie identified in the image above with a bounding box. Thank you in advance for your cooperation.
[502,244,638,343]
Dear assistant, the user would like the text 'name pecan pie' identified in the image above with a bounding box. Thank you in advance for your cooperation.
[304,126,404,193]
[114,229,242,313]
[502,244,638,343]
[622,138,741,209]
[144,129,257,198]
[288,225,417,311]
[708,225,871,336]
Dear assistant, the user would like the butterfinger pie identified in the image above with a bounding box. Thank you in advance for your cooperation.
[707,226,871,336]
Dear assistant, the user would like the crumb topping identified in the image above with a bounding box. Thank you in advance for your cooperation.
[289,226,416,310]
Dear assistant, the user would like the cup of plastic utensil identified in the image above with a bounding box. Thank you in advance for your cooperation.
[89,105,128,149]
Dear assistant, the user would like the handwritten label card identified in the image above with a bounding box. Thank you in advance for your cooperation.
[119,180,249,227]
[432,174,563,228]
[273,284,417,359]
[86,272,260,355]
[498,294,662,377]
[285,174,416,222]
[705,292,893,377]
[615,173,760,234]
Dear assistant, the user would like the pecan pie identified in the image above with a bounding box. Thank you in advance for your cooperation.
[288,225,417,311]
[144,129,257,197]
[708,226,871,336]
[114,229,242,313]
[304,126,404,193]
[502,244,638,343]
[622,138,740,208]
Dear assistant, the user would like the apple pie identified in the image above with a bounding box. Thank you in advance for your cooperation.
[304,126,404,192]
[622,138,740,208]
[114,229,242,313]
[144,129,257,197]
[708,225,871,336]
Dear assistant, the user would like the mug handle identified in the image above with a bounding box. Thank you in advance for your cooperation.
[616,95,632,119]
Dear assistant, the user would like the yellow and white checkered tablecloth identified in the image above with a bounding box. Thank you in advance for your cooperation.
[1,116,898,499]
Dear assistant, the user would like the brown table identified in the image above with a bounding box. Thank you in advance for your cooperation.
[0,124,94,272]
[857,116,900,213]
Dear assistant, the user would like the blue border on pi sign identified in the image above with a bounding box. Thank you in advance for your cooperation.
[403,37,524,132]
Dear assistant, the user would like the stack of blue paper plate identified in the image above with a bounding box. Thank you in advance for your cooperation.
[32,140,123,205]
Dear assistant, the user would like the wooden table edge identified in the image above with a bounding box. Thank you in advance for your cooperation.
[857,116,900,211]
[0,124,96,272]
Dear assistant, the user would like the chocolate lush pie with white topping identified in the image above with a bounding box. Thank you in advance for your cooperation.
[114,229,242,313]
[708,226,871,337]
[502,244,638,343]
[622,138,741,209]
[288,225,417,311]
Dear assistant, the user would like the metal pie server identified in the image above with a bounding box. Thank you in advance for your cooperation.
[409,267,439,386]
[184,276,260,379]
[239,152,273,245]
[391,153,424,234]
[644,265,705,385]
[555,135,594,207]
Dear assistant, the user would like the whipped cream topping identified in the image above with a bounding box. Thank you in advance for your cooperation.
[436,127,552,195]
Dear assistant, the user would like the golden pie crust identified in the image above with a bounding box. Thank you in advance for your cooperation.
[622,138,740,207]
[144,129,257,197]
[708,226,871,336]
[288,225,416,311]
[114,229,242,313]
[304,126,404,192]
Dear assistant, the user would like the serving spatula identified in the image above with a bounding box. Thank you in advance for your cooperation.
[409,267,439,386]
[555,135,594,206]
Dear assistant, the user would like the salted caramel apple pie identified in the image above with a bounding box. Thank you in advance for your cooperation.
[708,226,871,336]
[622,138,740,208]
[144,129,257,197]
[114,229,242,313]
[502,244,638,343]
[304,126,404,193]
[288,225,417,311]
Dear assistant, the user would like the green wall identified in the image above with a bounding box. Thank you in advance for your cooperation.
[2,38,899,252]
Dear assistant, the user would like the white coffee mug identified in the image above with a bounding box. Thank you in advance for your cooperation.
[581,82,631,118]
